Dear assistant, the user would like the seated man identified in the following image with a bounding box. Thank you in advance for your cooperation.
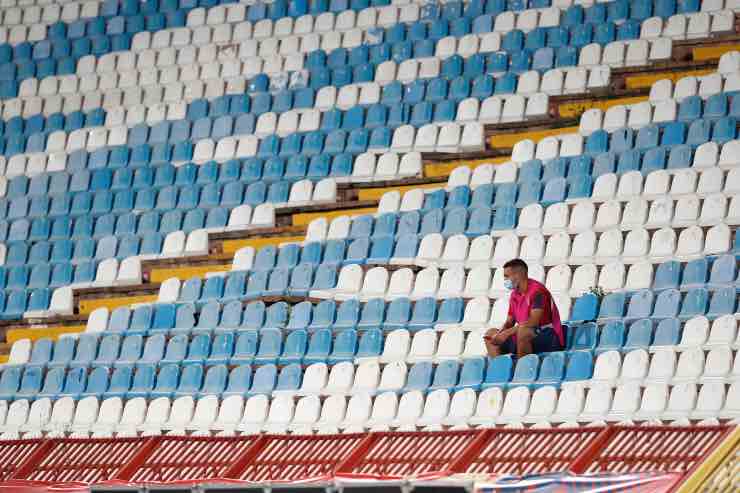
[484,258,564,358]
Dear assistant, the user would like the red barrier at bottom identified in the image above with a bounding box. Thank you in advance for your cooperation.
[0,425,730,489]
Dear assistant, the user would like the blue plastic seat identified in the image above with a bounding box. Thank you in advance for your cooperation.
[355,327,382,359]
[94,335,121,366]
[104,366,133,398]
[536,352,566,388]
[279,330,307,365]
[704,93,728,119]
[404,362,433,392]
[254,328,283,365]
[26,288,51,312]
[248,364,278,395]
[37,367,64,398]
[508,354,539,388]
[707,287,737,319]
[125,362,155,399]
[47,337,76,369]
[183,334,211,364]
[562,350,593,384]
[15,366,43,397]
[712,116,737,143]
[301,329,331,365]
[173,303,196,333]
[59,366,88,399]
[652,289,681,318]
[229,330,258,366]
[599,292,626,320]
[652,318,681,348]
[569,294,599,322]
[626,290,654,320]
[220,364,252,396]
[686,119,711,146]
[215,301,242,331]
[436,297,464,327]
[708,254,737,288]
[116,335,143,367]
[654,261,681,290]
[174,364,203,396]
[596,321,626,354]
[567,322,597,351]
[199,364,228,396]
[324,328,355,364]
[27,338,53,367]
[67,333,97,368]
[241,302,265,331]
[679,288,708,319]
[309,300,336,332]
[257,304,283,331]
[81,366,110,398]
[623,319,653,351]
[481,355,514,389]
[383,298,411,331]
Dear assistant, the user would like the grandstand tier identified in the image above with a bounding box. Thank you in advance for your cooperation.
[0,0,737,489]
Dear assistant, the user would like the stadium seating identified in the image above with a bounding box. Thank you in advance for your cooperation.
[0,0,737,446]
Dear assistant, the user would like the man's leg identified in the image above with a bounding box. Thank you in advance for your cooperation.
[531,327,564,353]
[485,332,514,357]
[515,325,536,358]
[485,339,501,357]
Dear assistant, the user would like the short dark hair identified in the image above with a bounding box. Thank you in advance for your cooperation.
[503,258,528,272]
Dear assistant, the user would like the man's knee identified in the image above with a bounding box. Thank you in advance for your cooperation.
[485,341,501,357]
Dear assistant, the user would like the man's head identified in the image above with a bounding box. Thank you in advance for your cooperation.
[503,258,528,292]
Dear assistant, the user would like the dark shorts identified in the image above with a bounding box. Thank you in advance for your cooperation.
[500,326,564,355]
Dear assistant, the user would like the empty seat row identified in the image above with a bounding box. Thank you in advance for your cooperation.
[415,222,734,270]
[586,346,740,389]
[98,292,489,336]
[570,286,738,322]
[575,38,672,68]
[301,214,735,272]
[569,314,739,355]
[0,2,101,29]
[514,124,739,170]
[309,256,738,305]
[518,194,739,240]
[580,93,740,136]
[0,205,237,243]
[230,237,740,297]
[439,148,739,203]
[0,356,493,403]
[383,179,589,215]
[540,255,739,297]
[0,177,335,216]
[2,377,738,440]
[639,10,734,39]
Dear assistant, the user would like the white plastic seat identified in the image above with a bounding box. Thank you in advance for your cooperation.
[645,196,674,228]
[497,387,531,424]
[465,236,494,269]
[468,387,504,426]
[407,329,437,363]
[296,364,329,396]
[440,235,469,269]
[437,267,465,299]
[386,268,414,298]
[324,362,355,395]
[464,266,492,298]
[523,387,558,423]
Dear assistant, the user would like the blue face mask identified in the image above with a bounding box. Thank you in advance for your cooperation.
[503,279,514,290]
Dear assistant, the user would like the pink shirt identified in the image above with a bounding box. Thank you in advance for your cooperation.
[507,278,564,346]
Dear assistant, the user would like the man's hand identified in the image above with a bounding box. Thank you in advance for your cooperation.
[484,327,511,345]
